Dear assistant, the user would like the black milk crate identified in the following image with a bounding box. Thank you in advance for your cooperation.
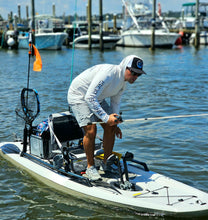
[30,134,51,159]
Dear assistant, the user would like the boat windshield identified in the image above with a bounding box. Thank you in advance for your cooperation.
[137,16,163,30]
[181,3,208,18]
[122,0,168,31]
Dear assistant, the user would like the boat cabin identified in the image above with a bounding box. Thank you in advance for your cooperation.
[175,2,208,29]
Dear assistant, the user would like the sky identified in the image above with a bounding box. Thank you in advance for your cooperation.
[1,0,208,20]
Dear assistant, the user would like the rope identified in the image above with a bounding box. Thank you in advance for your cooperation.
[48,117,62,149]
[70,0,78,85]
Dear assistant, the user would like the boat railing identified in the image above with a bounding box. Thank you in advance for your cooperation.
[122,0,170,33]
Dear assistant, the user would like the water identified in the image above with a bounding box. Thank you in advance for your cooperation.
[0,45,208,219]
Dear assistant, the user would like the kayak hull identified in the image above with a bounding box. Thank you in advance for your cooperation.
[1,141,208,217]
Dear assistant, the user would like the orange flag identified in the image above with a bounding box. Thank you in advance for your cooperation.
[32,44,42,72]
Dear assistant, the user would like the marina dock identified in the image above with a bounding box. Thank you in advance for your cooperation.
[1,0,208,50]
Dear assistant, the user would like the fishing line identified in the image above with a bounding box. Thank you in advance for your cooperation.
[70,0,78,85]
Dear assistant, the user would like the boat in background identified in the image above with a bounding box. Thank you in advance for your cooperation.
[18,15,67,50]
[1,30,19,49]
[189,31,208,45]
[175,2,208,30]
[69,21,121,49]
[116,0,180,48]
[71,33,121,49]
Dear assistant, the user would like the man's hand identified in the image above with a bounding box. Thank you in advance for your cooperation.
[107,113,123,126]
[115,126,122,139]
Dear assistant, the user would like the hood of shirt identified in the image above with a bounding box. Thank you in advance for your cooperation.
[119,55,142,78]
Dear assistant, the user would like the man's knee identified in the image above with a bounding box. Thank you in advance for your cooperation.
[83,125,97,139]
[104,124,117,135]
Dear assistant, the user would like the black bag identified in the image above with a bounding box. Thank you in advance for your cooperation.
[50,112,83,142]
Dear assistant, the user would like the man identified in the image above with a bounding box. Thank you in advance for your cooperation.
[67,55,146,180]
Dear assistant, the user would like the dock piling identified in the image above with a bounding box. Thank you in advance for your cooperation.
[99,0,103,51]
[194,0,200,48]
[31,0,35,44]
[150,0,156,50]
[88,0,92,50]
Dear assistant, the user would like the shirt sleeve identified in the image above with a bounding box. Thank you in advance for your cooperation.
[84,75,111,123]
[110,86,125,114]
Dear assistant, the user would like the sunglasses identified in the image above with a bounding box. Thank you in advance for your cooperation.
[127,67,142,77]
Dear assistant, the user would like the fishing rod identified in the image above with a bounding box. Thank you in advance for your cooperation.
[88,113,208,125]
[123,113,208,123]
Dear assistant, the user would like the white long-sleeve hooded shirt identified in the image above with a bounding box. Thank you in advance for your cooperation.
[67,55,137,123]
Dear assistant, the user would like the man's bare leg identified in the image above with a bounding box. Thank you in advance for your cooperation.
[83,124,97,168]
[101,124,116,163]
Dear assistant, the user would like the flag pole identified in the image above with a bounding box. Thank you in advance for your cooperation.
[21,32,32,155]
[27,32,32,91]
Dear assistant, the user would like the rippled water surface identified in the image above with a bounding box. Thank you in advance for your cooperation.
[0,45,208,219]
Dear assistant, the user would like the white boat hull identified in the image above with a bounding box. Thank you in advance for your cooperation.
[1,141,208,217]
[116,29,180,48]
[18,32,67,50]
[190,32,208,45]
[72,34,121,49]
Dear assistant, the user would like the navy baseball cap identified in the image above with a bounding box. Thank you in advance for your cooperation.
[127,57,146,75]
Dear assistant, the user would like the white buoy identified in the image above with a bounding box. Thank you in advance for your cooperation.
[7,37,15,46]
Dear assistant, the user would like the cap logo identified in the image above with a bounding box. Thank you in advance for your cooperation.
[136,60,143,69]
